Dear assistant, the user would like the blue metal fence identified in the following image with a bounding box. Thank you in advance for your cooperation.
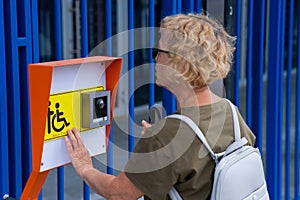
[285,1,294,199]
[105,0,114,178]
[0,0,9,197]
[296,2,300,198]
[0,0,300,199]
[246,0,253,127]
[251,0,265,154]
[234,0,241,107]
[128,0,135,158]
[266,0,283,199]
[4,0,32,197]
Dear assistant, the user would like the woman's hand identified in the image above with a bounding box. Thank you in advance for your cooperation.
[141,120,152,135]
[64,128,93,178]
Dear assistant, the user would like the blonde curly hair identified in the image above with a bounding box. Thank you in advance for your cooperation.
[159,13,236,89]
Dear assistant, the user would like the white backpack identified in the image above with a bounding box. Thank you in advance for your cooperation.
[167,99,270,200]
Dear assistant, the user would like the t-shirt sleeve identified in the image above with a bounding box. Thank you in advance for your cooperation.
[124,127,176,199]
[235,107,256,146]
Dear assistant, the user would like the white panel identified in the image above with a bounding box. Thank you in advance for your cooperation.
[81,128,107,157]
[50,62,106,94]
[40,127,106,172]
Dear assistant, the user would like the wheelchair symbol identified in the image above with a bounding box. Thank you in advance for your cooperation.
[47,101,70,133]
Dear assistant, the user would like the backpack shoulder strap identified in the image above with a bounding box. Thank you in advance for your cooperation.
[224,99,241,141]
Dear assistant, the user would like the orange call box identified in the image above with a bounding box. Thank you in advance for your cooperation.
[21,56,122,200]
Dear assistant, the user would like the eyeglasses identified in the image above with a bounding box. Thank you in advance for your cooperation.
[152,48,169,60]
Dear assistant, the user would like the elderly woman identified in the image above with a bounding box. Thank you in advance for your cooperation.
[65,13,255,200]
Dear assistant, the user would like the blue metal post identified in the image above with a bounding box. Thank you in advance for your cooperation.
[54,0,63,60]
[177,0,182,13]
[285,0,294,199]
[295,1,300,198]
[128,0,135,155]
[182,0,195,12]
[233,0,241,106]
[81,0,88,57]
[31,0,39,63]
[277,1,286,199]
[149,0,155,108]
[0,0,9,197]
[246,0,253,127]
[266,0,283,199]
[195,0,202,13]
[17,0,33,190]
[251,0,265,152]
[54,0,65,199]
[189,0,194,12]
[80,0,90,198]
[105,0,113,175]
[4,0,23,197]
[105,0,112,57]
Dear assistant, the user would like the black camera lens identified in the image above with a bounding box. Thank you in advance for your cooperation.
[94,96,107,119]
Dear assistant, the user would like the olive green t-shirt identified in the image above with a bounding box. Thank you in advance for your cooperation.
[124,99,256,200]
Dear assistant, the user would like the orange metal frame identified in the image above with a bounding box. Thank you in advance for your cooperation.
[21,56,122,200]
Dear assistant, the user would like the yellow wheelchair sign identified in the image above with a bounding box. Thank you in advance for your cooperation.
[44,92,80,141]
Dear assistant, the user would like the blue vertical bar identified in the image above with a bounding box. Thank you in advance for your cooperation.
[80,0,90,198]
[54,0,62,60]
[246,0,253,127]
[177,0,182,13]
[161,0,177,114]
[105,0,112,56]
[285,0,294,199]
[128,0,135,155]
[149,0,155,108]
[0,0,9,197]
[278,1,286,199]
[182,0,194,12]
[252,0,265,152]
[172,0,176,14]
[31,0,39,63]
[195,0,202,13]
[295,1,300,198]
[19,0,33,189]
[105,0,113,175]
[54,0,64,199]
[81,0,88,57]
[189,0,194,12]
[4,0,23,197]
[233,0,241,106]
[266,0,282,199]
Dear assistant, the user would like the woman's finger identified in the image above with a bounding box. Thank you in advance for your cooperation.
[67,129,79,148]
[72,128,85,148]
[72,128,81,141]
[141,120,152,135]
[64,136,74,152]
[142,120,152,128]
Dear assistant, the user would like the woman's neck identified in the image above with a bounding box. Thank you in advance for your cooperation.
[175,86,222,109]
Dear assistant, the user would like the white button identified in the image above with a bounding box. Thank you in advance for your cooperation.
[252,194,257,200]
